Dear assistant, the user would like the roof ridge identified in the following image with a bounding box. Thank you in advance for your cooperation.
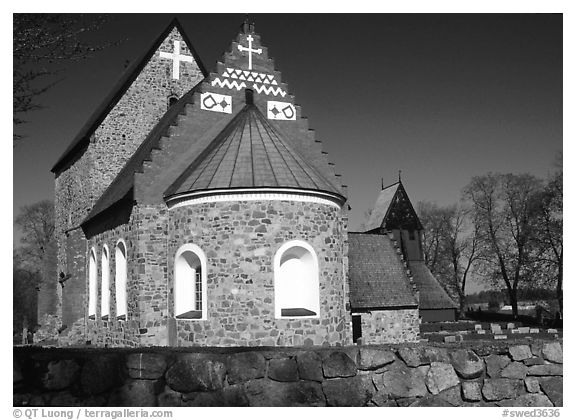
[52,18,208,174]
[164,105,252,196]
[250,105,341,192]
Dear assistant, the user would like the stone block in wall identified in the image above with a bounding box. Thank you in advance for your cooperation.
[527,364,563,376]
[322,376,372,407]
[524,357,546,366]
[244,379,326,407]
[485,354,512,378]
[49,391,83,406]
[118,379,161,406]
[509,345,533,361]
[449,349,484,379]
[436,385,463,406]
[41,359,80,391]
[539,377,563,406]
[296,351,323,382]
[322,351,357,378]
[542,342,562,364]
[482,378,524,401]
[398,347,426,367]
[409,395,453,407]
[503,394,554,407]
[268,358,299,382]
[358,347,396,370]
[462,381,483,401]
[165,354,226,392]
[425,362,460,395]
[371,389,398,407]
[157,385,182,407]
[227,352,266,384]
[373,361,428,398]
[501,362,528,380]
[182,384,249,407]
[422,346,451,363]
[524,377,540,393]
[530,342,544,358]
[80,355,122,395]
[126,353,167,379]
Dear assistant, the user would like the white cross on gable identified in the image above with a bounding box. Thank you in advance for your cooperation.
[159,40,194,80]
[237,35,262,70]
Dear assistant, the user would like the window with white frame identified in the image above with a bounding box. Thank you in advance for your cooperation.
[174,244,207,320]
[274,240,320,318]
[88,248,97,319]
[115,240,128,320]
[101,245,110,320]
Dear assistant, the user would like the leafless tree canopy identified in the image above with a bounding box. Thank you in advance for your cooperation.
[13,14,112,143]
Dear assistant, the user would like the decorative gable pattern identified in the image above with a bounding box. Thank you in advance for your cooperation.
[365,182,423,232]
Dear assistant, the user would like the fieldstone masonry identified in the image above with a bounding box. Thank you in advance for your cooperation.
[50,24,204,337]
[14,340,563,407]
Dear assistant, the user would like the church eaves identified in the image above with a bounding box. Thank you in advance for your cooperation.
[164,100,345,206]
[51,18,208,175]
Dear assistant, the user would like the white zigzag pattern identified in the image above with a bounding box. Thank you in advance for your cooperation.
[225,67,276,85]
[253,84,286,97]
[211,78,247,90]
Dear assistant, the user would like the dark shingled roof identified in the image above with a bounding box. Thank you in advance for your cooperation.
[348,233,418,309]
[51,18,208,175]
[409,261,458,310]
[364,182,399,231]
[165,103,343,198]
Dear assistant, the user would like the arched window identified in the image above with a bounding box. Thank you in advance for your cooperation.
[174,244,207,320]
[115,240,128,320]
[274,240,320,318]
[168,95,178,109]
[88,248,97,319]
[101,245,110,320]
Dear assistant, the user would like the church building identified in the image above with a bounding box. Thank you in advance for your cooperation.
[47,18,450,348]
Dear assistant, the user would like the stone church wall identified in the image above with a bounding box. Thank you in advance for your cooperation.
[51,27,204,330]
[14,340,563,407]
[358,309,420,344]
[168,199,351,347]
[75,220,140,348]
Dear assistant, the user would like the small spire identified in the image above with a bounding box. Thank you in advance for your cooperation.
[381,177,384,190]
[398,169,402,183]
[242,15,255,33]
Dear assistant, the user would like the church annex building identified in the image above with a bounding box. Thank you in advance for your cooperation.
[45,19,456,348]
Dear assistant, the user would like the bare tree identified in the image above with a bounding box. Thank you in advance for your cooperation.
[463,173,543,319]
[533,154,562,316]
[418,201,481,313]
[15,200,55,271]
[13,14,112,142]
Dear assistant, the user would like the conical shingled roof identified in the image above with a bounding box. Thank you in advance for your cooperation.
[164,103,344,202]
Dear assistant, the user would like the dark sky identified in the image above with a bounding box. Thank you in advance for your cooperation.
[13,14,562,248]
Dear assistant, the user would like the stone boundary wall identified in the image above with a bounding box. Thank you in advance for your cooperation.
[13,340,562,407]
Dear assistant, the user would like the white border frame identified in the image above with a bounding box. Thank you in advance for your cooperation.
[174,243,208,321]
[273,239,320,319]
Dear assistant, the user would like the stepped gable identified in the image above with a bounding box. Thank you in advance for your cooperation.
[51,18,208,174]
[206,20,346,196]
[348,233,418,309]
[365,181,423,232]
[82,20,348,228]
[81,86,203,225]
[164,99,344,204]
[409,262,458,310]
